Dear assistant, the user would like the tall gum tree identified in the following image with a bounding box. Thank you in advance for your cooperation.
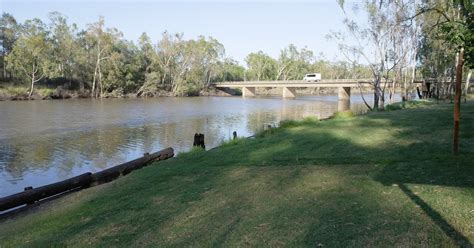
[85,17,116,98]
[334,0,418,110]
[6,18,51,99]
[48,12,80,86]
[0,13,18,80]
[245,51,277,81]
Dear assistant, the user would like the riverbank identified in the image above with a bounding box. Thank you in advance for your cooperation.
[0,83,239,101]
[0,81,402,101]
[1,101,473,247]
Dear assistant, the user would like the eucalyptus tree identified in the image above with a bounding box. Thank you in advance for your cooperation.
[135,32,162,96]
[412,0,473,154]
[198,36,225,88]
[6,18,52,98]
[155,32,185,91]
[137,32,155,75]
[334,0,416,110]
[0,13,19,80]
[276,44,314,80]
[100,39,142,95]
[85,17,118,98]
[48,12,81,86]
[185,36,225,91]
[73,30,93,91]
[417,0,458,99]
[245,51,277,81]
[219,58,245,82]
[388,0,419,102]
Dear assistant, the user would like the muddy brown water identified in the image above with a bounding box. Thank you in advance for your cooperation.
[0,95,399,197]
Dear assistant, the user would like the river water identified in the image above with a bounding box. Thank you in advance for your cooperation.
[0,95,397,197]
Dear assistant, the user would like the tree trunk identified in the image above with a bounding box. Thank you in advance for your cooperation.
[408,47,418,101]
[464,69,472,98]
[373,76,381,111]
[28,72,35,100]
[2,56,6,80]
[379,90,385,110]
[453,48,464,155]
[373,90,379,111]
[91,63,98,98]
[98,63,103,98]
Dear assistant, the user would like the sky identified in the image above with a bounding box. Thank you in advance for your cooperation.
[1,0,366,64]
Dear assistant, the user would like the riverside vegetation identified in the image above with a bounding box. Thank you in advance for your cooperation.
[1,0,473,103]
[0,101,473,247]
[0,12,374,101]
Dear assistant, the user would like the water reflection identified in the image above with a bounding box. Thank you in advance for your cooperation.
[0,95,396,196]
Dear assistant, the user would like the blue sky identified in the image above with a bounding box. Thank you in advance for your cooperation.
[1,0,365,64]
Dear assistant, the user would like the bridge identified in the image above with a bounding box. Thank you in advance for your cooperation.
[213,79,380,111]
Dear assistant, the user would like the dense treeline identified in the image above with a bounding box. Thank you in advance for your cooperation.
[0,12,372,99]
[0,1,472,103]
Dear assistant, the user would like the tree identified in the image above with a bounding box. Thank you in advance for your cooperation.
[6,18,51,98]
[0,12,19,80]
[85,17,117,98]
[219,58,245,82]
[155,32,185,92]
[48,12,80,85]
[245,51,277,81]
[334,0,417,110]
[415,0,473,154]
[276,44,314,80]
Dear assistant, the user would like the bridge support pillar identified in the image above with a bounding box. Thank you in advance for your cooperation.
[337,87,351,112]
[282,87,297,98]
[242,87,256,97]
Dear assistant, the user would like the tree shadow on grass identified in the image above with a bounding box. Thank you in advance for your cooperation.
[398,183,472,247]
[239,102,474,246]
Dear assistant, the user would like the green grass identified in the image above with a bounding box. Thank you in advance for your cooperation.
[385,100,432,111]
[0,85,29,96]
[1,101,473,247]
[0,83,56,99]
[36,88,56,96]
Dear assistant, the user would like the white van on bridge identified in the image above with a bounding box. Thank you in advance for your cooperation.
[303,73,322,82]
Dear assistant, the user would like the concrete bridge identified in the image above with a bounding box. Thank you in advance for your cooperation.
[213,79,381,111]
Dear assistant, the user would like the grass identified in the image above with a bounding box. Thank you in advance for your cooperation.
[0,101,473,247]
[0,85,29,96]
[36,88,56,96]
[385,100,432,111]
[0,83,56,99]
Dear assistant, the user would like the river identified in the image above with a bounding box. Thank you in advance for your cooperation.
[0,94,398,197]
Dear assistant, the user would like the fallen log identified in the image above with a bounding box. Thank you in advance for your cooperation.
[0,147,174,213]
[0,173,93,212]
[91,147,174,184]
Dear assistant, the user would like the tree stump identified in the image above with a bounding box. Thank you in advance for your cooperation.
[193,133,205,149]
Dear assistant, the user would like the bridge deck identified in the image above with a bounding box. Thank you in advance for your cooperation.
[214,79,378,88]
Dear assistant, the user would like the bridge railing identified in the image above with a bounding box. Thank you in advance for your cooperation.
[213,79,378,85]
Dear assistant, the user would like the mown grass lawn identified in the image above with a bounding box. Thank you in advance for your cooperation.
[0,101,473,247]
